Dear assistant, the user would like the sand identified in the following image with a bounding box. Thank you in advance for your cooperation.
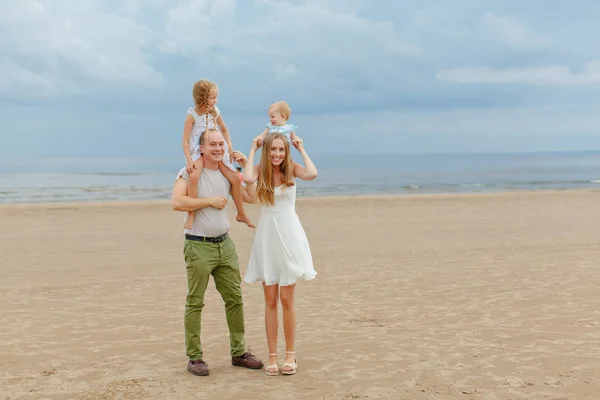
[1,190,600,400]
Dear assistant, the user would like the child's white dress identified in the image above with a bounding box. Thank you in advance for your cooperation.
[187,106,236,171]
[244,183,316,287]
[266,122,298,142]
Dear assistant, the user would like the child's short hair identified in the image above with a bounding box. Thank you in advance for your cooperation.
[268,101,291,120]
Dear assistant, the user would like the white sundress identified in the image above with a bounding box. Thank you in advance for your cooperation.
[244,183,316,287]
[187,106,235,171]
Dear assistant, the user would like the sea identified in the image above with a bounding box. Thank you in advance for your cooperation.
[1,151,600,204]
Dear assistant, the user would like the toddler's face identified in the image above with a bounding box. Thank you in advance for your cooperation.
[269,109,286,126]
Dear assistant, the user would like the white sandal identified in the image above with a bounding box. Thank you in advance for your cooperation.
[281,351,297,375]
[265,353,279,376]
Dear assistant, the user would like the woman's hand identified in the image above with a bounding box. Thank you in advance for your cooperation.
[251,135,263,151]
[291,136,304,152]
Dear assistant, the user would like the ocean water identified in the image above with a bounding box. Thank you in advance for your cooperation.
[1,152,600,204]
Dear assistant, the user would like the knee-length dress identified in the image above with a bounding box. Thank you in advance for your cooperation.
[244,183,316,287]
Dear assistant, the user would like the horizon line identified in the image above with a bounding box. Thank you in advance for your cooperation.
[1,149,599,161]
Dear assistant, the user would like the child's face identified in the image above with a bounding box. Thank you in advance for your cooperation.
[269,109,286,126]
[269,138,286,166]
[208,88,219,108]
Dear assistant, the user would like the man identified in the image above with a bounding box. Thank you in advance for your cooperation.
[172,128,263,376]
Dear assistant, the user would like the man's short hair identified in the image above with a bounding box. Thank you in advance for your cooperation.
[199,128,221,146]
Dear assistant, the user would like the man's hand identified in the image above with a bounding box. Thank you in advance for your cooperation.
[209,196,228,210]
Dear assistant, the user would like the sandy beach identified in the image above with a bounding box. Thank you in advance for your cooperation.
[1,190,600,400]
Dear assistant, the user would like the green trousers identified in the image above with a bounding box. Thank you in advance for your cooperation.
[183,237,246,360]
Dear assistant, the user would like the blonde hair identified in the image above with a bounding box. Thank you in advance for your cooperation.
[268,101,291,121]
[192,79,218,130]
[257,133,294,206]
[199,128,221,147]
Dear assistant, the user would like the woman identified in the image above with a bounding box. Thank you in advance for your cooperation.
[242,132,318,376]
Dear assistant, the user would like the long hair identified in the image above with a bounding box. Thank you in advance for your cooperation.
[192,79,218,132]
[257,133,294,206]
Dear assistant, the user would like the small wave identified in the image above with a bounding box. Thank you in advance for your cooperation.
[83,186,111,192]
[80,186,169,193]
[94,172,149,177]
[514,179,596,186]
[109,187,169,193]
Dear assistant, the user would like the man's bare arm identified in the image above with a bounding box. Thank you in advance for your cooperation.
[172,178,227,212]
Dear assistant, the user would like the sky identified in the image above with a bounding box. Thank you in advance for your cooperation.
[1,0,600,159]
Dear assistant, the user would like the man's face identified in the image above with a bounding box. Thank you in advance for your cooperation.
[200,131,225,163]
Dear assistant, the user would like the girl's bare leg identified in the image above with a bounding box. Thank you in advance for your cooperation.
[263,283,279,370]
[184,158,204,229]
[280,284,297,371]
[219,163,255,228]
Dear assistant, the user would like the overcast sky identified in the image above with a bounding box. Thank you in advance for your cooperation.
[1,0,599,159]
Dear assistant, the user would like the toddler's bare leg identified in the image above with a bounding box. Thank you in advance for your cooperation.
[184,158,204,229]
[219,162,255,228]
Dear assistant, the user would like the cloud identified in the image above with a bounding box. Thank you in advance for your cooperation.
[159,0,238,55]
[1,0,600,158]
[159,0,416,88]
[436,61,600,86]
[273,64,297,83]
[0,0,162,97]
[246,0,418,62]
[0,57,76,98]
[0,0,414,105]
[481,12,551,48]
